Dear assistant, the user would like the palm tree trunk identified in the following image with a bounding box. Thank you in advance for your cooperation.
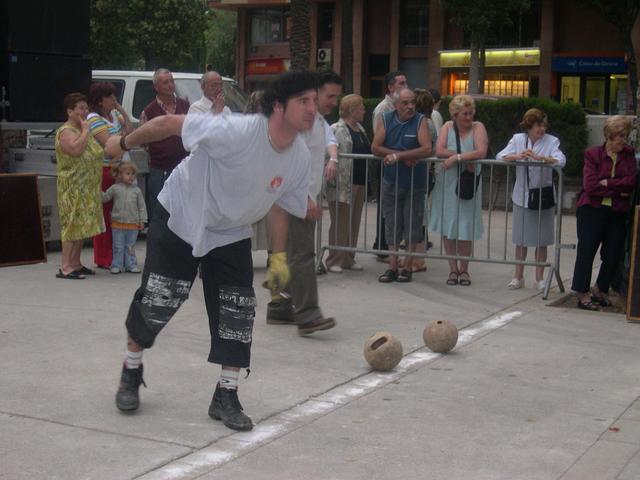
[290,0,312,70]
[478,42,486,94]
[468,41,480,94]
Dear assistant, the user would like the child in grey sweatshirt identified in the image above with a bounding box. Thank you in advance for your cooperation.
[102,161,147,274]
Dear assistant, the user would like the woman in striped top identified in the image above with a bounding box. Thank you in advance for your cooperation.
[87,81,134,269]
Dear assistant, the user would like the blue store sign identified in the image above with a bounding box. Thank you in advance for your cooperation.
[552,56,627,73]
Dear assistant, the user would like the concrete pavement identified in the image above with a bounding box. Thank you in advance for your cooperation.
[2,210,640,480]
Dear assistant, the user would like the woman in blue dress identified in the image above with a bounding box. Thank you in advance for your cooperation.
[428,95,488,286]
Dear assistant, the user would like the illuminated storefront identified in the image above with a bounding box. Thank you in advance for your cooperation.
[440,48,540,97]
[553,56,628,114]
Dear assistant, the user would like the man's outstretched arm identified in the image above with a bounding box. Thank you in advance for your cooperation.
[105,114,186,158]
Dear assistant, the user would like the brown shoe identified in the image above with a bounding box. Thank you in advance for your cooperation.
[297,317,336,336]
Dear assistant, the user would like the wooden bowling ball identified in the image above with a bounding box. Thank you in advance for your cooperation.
[363,331,403,371]
[423,320,458,353]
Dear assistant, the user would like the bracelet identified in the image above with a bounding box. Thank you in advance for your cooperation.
[457,153,462,162]
[119,135,130,151]
[392,153,398,162]
[329,157,338,164]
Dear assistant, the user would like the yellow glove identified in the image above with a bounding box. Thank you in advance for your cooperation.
[265,252,290,300]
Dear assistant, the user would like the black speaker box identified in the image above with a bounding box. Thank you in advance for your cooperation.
[0,173,47,267]
[1,52,91,121]
[0,0,90,56]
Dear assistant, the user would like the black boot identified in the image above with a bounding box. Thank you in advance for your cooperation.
[208,384,253,431]
[115,364,146,412]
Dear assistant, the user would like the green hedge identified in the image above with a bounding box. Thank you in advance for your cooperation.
[328,96,587,177]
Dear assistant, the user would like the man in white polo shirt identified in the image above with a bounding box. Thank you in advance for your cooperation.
[188,70,232,117]
[105,70,318,432]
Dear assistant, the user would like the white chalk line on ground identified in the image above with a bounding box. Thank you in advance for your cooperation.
[137,310,523,480]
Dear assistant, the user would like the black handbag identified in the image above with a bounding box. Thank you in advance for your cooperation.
[526,166,555,210]
[453,123,480,200]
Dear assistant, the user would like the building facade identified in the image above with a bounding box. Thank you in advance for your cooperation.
[209,0,640,114]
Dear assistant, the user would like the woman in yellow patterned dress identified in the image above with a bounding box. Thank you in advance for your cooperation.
[55,93,104,279]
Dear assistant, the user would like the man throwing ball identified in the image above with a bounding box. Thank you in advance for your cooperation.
[105,71,318,431]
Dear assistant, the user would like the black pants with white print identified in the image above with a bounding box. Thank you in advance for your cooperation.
[126,205,255,368]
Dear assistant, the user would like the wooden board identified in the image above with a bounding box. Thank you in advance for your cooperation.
[627,206,640,322]
[0,173,47,267]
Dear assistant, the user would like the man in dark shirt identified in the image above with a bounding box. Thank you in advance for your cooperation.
[140,68,190,220]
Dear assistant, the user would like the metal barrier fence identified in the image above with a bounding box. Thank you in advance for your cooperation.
[316,154,567,300]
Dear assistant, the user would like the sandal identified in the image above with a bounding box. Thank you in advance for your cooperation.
[378,269,398,283]
[577,299,598,311]
[591,295,612,307]
[397,269,412,283]
[446,271,459,286]
[458,271,471,286]
[56,269,85,280]
[75,266,95,275]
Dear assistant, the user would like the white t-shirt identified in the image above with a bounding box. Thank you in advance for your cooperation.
[302,112,337,199]
[372,95,394,134]
[158,114,310,257]
[431,110,444,133]
[188,96,232,116]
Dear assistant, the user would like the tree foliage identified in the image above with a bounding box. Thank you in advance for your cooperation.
[203,9,237,78]
[441,0,530,94]
[90,0,208,71]
[577,0,640,112]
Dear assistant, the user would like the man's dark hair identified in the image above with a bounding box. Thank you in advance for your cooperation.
[428,88,441,103]
[384,71,405,92]
[261,70,318,117]
[318,70,342,89]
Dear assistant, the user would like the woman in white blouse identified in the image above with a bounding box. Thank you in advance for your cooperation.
[497,108,566,290]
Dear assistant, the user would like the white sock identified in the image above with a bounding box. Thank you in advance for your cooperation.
[219,367,239,390]
[125,349,143,369]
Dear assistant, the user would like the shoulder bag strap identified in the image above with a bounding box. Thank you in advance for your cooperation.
[453,122,461,154]
[453,122,463,177]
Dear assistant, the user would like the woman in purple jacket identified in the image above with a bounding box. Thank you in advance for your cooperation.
[572,116,637,310]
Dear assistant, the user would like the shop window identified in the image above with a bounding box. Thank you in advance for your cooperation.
[369,54,391,97]
[610,75,628,114]
[560,76,580,105]
[250,8,291,45]
[452,75,530,97]
[400,0,429,47]
[318,3,334,44]
[369,54,390,77]
[585,77,606,114]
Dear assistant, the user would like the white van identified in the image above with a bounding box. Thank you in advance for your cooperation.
[92,70,248,121]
